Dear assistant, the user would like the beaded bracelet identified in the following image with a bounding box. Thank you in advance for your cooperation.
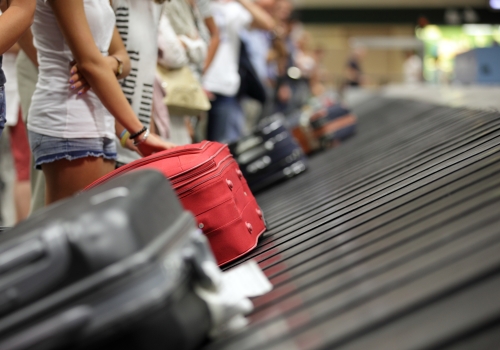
[129,126,147,140]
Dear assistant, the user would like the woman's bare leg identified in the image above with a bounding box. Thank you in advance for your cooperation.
[42,157,115,205]
[13,181,31,222]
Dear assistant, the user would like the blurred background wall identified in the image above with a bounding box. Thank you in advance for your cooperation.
[294,0,500,88]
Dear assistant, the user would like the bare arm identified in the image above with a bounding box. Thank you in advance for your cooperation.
[49,0,174,154]
[202,16,220,73]
[237,0,274,31]
[69,27,130,95]
[17,27,38,66]
[106,0,130,78]
[7,43,20,54]
[157,15,189,69]
[106,26,130,79]
[50,0,141,132]
[0,0,36,55]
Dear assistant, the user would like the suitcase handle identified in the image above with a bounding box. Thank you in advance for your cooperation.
[0,227,71,316]
[0,240,45,275]
[0,306,91,350]
[183,233,220,291]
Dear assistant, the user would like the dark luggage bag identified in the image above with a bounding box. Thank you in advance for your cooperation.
[229,115,307,192]
[0,170,217,350]
[86,142,266,267]
[310,104,358,148]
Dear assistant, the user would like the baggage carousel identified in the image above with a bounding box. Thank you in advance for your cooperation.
[207,96,500,350]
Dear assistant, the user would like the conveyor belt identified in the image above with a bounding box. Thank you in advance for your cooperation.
[207,97,500,350]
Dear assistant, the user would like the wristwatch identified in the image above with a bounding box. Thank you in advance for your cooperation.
[111,55,123,77]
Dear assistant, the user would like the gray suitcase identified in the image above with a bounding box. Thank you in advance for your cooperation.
[0,170,217,350]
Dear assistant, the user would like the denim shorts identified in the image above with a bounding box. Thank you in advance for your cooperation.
[28,131,117,169]
[0,86,5,138]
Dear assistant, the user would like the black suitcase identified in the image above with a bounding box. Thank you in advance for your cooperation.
[309,104,358,148]
[229,115,307,192]
[0,170,217,350]
[309,104,350,129]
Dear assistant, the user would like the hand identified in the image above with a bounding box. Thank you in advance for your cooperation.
[136,133,177,157]
[204,89,216,101]
[69,57,118,96]
[69,61,91,96]
[105,56,121,77]
[277,84,292,103]
[123,137,140,153]
[178,36,188,50]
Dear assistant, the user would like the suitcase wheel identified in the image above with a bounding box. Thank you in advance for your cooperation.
[256,209,263,220]
[246,222,254,234]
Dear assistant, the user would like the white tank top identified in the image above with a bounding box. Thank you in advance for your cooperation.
[28,0,116,139]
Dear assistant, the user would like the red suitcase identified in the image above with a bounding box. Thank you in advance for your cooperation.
[86,141,266,266]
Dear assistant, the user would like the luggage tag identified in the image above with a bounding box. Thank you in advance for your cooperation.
[195,260,272,339]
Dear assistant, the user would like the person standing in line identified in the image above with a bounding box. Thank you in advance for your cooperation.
[239,0,275,126]
[240,0,275,84]
[162,0,208,82]
[3,43,32,222]
[110,0,173,166]
[203,0,275,143]
[345,48,367,88]
[403,50,423,84]
[157,0,209,145]
[191,0,220,142]
[15,28,45,213]
[196,0,220,74]
[0,0,36,138]
[267,0,297,114]
[27,0,174,205]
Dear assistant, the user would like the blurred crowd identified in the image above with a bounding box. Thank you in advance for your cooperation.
[0,0,328,225]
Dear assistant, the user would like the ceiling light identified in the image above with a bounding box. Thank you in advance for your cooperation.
[490,0,500,10]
